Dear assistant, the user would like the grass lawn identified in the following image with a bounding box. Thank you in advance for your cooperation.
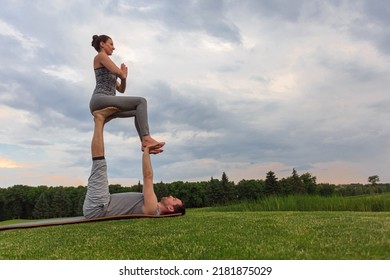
[1,209,389,260]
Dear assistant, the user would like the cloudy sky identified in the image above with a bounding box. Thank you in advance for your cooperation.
[0,0,389,188]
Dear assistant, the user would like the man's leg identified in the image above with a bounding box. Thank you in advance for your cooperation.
[91,107,120,158]
[83,107,120,218]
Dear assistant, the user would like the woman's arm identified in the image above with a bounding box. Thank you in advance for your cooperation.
[95,52,127,80]
[116,63,127,93]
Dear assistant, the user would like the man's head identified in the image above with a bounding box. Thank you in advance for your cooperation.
[159,195,185,215]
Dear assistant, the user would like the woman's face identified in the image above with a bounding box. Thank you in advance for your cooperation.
[100,38,115,55]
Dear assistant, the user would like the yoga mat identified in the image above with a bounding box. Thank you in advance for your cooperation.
[0,213,182,231]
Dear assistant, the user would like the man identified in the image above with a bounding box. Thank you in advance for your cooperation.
[83,107,185,219]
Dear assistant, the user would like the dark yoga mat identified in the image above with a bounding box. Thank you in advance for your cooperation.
[0,213,182,231]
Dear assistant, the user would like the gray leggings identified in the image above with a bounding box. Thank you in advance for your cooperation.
[90,94,150,138]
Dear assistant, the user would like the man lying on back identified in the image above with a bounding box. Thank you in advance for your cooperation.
[83,107,185,219]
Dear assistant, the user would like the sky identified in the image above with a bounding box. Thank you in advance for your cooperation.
[0,0,389,188]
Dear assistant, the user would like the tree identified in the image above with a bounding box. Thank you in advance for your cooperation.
[368,175,380,185]
[134,181,142,192]
[67,186,86,216]
[291,168,306,194]
[300,173,317,195]
[264,171,280,195]
[154,181,169,199]
[318,183,335,197]
[178,182,204,208]
[109,184,127,194]
[368,175,380,194]
[0,188,6,221]
[52,187,72,217]
[4,185,31,219]
[236,179,264,200]
[279,177,293,195]
[221,172,233,204]
[207,177,222,206]
[33,191,52,219]
[76,189,86,216]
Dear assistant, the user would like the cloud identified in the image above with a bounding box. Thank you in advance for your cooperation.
[116,0,242,43]
[41,65,83,83]
[0,0,389,188]
[0,19,44,57]
[0,157,24,169]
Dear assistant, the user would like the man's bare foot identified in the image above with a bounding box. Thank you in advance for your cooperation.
[93,107,120,121]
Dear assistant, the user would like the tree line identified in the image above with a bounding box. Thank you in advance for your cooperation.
[1,169,389,221]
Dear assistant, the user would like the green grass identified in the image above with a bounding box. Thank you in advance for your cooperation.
[209,194,390,212]
[1,209,389,260]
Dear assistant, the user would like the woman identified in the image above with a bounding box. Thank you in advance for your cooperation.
[90,34,163,152]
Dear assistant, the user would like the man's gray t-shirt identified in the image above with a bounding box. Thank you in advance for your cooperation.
[105,192,144,216]
[83,159,147,219]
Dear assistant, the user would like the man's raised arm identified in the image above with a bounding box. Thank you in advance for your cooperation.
[141,143,164,215]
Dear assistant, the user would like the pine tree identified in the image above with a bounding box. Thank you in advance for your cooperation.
[264,171,279,195]
[208,177,222,206]
[52,187,72,217]
[220,172,236,203]
[33,192,52,219]
[291,168,306,194]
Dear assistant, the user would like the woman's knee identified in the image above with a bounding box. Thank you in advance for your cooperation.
[139,97,147,105]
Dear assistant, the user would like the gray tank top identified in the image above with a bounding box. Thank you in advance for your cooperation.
[93,67,117,96]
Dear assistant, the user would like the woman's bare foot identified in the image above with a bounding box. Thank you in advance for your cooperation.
[141,135,165,152]
[93,107,120,121]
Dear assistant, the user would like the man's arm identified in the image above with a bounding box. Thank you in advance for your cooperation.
[141,146,159,215]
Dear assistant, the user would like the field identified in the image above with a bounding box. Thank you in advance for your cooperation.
[0,195,389,260]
